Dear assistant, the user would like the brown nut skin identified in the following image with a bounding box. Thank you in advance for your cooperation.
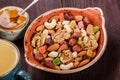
[72,45,82,52]
[47,44,60,51]
[78,51,87,57]
[64,12,74,20]
[44,60,53,68]
[71,32,81,39]
[68,38,77,46]
[58,44,68,53]
[34,53,44,62]
[45,37,54,46]
[78,59,90,67]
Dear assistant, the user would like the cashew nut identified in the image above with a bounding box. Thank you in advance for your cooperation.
[62,20,70,25]
[91,40,98,49]
[44,19,57,29]
[81,28,87,37]
[72,51,78,58]
[63,24,72,33]
[48,51,58,57]
[60,62,73,70]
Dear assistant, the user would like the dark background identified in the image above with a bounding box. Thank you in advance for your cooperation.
[0,0,120,80]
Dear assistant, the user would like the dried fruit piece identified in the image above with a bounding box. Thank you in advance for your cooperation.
[69,20,77,29]
[78,21,84,29]
[83,17,90,25]
[87,49,93,57]
[53,57,61,65]
[93,26,99,33]
[74,15,83,22]
[38,45,47,54]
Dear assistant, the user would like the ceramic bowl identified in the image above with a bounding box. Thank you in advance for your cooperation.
[24,7,107,74]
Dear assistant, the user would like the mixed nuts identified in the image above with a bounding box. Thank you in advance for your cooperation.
[31,12,100,70]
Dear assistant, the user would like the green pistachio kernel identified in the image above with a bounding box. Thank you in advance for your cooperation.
[93,26,99,33]
[53,57,61,65]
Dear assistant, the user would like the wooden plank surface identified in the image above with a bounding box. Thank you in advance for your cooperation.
[0,0,120,80]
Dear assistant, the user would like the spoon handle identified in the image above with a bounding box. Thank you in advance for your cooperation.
[19,0,39,15]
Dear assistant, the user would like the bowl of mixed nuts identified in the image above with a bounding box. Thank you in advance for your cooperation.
[24,7,107,74]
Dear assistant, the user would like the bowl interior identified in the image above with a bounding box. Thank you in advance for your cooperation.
[24,7,106,74]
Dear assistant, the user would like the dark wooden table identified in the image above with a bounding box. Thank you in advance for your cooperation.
[0,0,120,80]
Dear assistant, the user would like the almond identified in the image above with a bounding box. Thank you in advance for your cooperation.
[78,51,87,57]
[78,59,90,67]
[58,44,68,53]
[47,44,60,51]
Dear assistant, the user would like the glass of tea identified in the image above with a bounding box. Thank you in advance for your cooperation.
[0,6,29,41]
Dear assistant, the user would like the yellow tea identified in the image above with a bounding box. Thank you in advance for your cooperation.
[0,40,19,76]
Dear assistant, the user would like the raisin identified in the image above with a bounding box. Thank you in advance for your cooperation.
[45,37,54,46]
[64,12,74,20]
